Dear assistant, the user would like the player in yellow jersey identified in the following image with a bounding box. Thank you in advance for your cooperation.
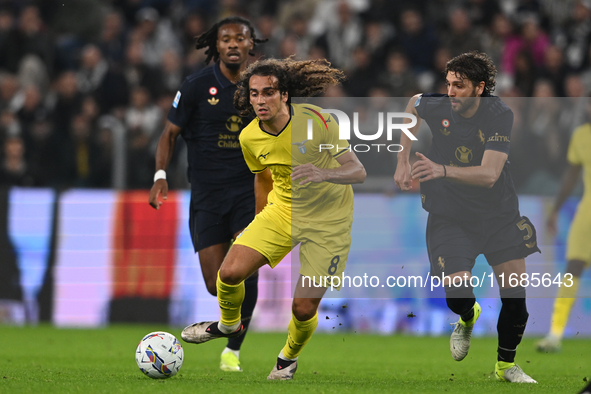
[180,58,366,380]
[537,102,591,353]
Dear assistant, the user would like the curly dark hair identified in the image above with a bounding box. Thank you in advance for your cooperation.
[444,51,497,96]
[194,16,267,64]
[233,58,346,116]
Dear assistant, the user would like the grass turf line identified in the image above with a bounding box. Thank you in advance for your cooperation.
[1,324,589,393]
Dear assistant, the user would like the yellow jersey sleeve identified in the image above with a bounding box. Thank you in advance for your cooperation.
[567,124,587,166]
[241,145,266,173]
[240,128,267,173]
[323,113,350,159]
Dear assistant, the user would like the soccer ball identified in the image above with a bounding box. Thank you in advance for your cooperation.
[135,331,184,379]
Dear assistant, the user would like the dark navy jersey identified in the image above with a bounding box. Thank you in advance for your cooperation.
[415,93,518,221]
[168,62,254,189]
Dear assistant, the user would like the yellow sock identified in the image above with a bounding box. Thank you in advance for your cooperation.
[216,271,245,327]
[281,312,319,360]
[550,276,579,338]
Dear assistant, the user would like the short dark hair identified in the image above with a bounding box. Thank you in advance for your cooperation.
[444,51,497,96]
[233,58,346,116]
[194,16,267,64]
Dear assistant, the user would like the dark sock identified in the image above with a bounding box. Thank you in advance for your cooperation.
[277,357,296,369]
[206,321,242,336]
[497,286,528,363]
[445,283,476,320]
[579,380,591,394]
[227,272,258,351]
[461,307,474,323]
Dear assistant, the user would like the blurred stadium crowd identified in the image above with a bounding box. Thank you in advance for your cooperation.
[0,0,588,193]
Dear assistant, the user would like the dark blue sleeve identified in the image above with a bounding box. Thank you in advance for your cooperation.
[415,93,446,119]
[484,109,513,155]
[414,94,426,119]
[167,78,199,128]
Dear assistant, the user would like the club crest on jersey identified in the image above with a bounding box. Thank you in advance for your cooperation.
[208,97,219,105]
[292,139,310,154]
[209,87,217,95]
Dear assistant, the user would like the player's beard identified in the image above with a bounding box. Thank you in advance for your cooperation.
[453,88,479,114]
[223,61,242,71]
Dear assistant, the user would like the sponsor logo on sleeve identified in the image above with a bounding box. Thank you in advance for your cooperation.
[173,91,181,108]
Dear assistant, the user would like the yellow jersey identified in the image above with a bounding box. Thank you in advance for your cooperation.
[568,123,591,206]
[239,103,354,221]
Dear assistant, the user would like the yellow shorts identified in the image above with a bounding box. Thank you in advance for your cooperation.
[233,201,352,286]
[234,202,292,267]
[566,204,591,265]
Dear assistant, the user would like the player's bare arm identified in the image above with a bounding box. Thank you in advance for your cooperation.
[148,120,182,209]
[394,94,423,191]
[254,168,273,214]
[291,151,366,185]
[411,149,507,188]
[547,163,583,235]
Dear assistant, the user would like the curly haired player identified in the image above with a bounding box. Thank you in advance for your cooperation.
[180,58,366,380]
[395,51,539,383]
[149,16,265,372]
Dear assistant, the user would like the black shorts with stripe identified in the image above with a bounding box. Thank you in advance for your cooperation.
[426,210,541,277]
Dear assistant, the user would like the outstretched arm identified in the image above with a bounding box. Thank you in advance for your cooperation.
[290,151,366,185]
[411,149,508,188]
[394,94,422,191]
[547,164,582,234]
[148,120,182,209]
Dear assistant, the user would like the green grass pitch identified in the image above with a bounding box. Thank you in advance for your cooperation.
[1,324,589,393]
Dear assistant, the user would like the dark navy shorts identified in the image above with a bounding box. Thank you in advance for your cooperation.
[189,187,255,252]
[426,211,541,277]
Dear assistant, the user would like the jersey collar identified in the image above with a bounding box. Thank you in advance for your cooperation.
[213,62,234,89]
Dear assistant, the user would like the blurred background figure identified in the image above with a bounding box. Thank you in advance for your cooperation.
[133,7,181,68]
[0,135,35,186]
[125,85,160,189]
[0,0,585,193]
[395,8,438,74]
